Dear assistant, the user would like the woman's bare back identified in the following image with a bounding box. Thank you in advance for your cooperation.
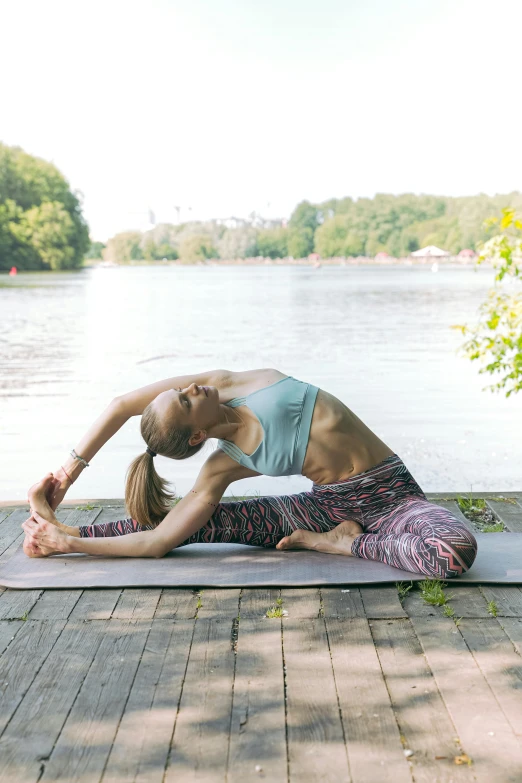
[218,368,394,485]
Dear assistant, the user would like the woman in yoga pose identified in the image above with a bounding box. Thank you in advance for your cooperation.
[23,368,478,577]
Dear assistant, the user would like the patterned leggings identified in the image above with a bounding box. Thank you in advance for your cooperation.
[79,454,478,578]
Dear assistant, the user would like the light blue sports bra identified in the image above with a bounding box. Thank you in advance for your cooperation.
[217,375,319,476]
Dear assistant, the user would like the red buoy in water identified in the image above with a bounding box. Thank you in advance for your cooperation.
[9,266,17,276]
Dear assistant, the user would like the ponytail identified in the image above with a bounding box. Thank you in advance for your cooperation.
[125,451,176,528]
[125,401,206,528]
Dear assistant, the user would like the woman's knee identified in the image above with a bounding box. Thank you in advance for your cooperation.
[421,526,478,579]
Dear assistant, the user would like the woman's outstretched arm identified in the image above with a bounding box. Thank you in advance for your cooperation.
[24,487,222,557]
[24,449,238,558]
[48,398,131,509]
[44,368,227,509]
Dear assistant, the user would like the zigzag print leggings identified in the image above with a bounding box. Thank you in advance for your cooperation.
[79,454,478,578]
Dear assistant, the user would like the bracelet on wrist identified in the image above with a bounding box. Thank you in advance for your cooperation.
[70,449,90,468]
[61,465,73,484]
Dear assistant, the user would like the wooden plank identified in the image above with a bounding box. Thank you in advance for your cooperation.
[0,589,43,620]
[0,619,23,655]
[40,618,152,782]
[0,530,25,599]
[499,618,522,656]
[0,510,11,526]
[240,588,281,617]
[95,505,128,524]
[103,619,195,783]
[486,500,522,532]
[228,617,286,783]
[479,586,522,617]
[0,619,107,782]
[196,589,241,619]
[444,585,490,618]
[410,614,522,778]
[69,589,122,620]
[155,588,198,619]
[279,588,321,619]
[0,620,67,735]
[320,587,366,618]
[283,618,349,782]
[0,508,31,555]
[326,617,411,782]
[433,500,476,533]
[28,589,82,620]
[458,618,522,739]
[403,585,491,619]
[402,590,440,618]
[371,618,470,782]
[165,618,237,782]
[59,506,103,527]
[0,532,24,566]
[112,588,162,619]
[359,586,408,618]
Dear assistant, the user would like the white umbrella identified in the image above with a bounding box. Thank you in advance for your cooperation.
[411,245,451,257]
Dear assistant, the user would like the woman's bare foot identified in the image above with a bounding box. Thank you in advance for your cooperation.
[276,519,364,556]
[28,474,63,529]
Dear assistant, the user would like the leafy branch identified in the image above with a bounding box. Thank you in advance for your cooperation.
[451,208,522,397]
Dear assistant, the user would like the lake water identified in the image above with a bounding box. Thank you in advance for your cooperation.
[1,264,520,501]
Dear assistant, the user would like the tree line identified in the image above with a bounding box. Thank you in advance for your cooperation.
[2,142,521,270]
[95,192,522,264]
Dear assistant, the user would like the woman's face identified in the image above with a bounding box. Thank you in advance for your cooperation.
[151,382,219,441]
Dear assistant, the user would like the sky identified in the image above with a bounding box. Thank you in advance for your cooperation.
[1,0,521,241]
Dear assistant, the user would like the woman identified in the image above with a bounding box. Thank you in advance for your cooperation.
[23,368,478,577]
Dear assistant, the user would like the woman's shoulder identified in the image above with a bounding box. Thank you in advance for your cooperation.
[219,368,287,401]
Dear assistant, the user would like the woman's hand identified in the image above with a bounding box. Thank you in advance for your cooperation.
[23,534,44,558]
[22,512,71,557]
[25,474,71,545]
[45,468,73,511]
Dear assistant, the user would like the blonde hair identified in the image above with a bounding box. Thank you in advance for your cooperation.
[125,402,205,528]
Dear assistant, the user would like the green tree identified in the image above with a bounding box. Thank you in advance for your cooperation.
[255,227,288,258]
[9,201,78,270]
[314,215,365,257]
[0,142,89,270]
[141,237,157,261]
[0,199,41,270]
[179,234,216,262]
[87,241,106,259]
[315,193,453,257]
[217,226,257,260]
[452,208,522,397]
[103,231,143,263]
[288,200,320,256]
[287,228,314,258]
[314,215,345,257]
[156,242,178,260]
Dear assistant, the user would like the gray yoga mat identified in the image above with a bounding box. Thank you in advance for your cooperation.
[0,534,520,588]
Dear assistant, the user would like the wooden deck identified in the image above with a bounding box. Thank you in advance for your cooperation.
[1,495,521,782]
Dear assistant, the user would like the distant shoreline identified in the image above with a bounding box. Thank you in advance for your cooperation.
[2,257,489,275]
[87,255,488,269]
